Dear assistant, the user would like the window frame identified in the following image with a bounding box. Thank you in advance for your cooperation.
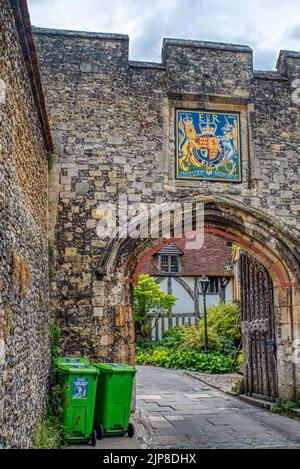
[208,277,219,294]
[158,254,180,275]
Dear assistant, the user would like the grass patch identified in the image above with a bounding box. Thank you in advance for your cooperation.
[33,324,66,449]
[34,415,65,449]
[272,398,300,418]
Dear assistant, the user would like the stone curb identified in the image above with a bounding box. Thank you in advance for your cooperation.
[182,370,241,398]
[183,370,300,419]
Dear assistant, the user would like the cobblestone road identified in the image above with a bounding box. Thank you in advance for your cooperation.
[136,366,300,449]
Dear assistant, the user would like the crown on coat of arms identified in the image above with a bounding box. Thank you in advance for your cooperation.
[200,121,217,135]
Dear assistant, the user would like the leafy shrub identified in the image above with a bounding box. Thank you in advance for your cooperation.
[137,349,168,366]
[134,274,176,340]
[136,339,157,353]
[136,303,242,374]
[34,415,65,449]
[181,303,241,354]
[235,350,244,370]
[33,323,66,448]
[157,326,185,349]
[181,325,223,353]
[136,347,237,373]
[136,327,186,353]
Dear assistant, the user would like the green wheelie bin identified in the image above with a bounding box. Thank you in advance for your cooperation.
[57,362,98,445]
[93,363,136,439]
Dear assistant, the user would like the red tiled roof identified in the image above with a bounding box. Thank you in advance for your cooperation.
[140,234,233,277]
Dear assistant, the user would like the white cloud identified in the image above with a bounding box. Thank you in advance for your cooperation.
[28,0,300,69]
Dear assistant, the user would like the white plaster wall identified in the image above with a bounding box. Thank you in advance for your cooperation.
[156,276,234,316]
[198,294,220,316]
[171,278,195,313]
[225,279,233,303]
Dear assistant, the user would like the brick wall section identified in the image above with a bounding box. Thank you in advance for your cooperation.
[0,0,50,448]
[140,234,233,276]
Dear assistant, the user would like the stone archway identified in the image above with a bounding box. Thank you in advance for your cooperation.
[98,200,300,400]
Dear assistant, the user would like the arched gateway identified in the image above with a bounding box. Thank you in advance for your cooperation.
[99,201,299,400]
[33,27,300,400]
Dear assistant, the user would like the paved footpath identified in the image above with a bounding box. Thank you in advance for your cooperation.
[71,365,300,449]
[135,366,300,449]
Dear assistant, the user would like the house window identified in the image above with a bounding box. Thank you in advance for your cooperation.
[159,254,180,274]
[170,255,179,273]
[160,255,169,273]
[208,277,219,293]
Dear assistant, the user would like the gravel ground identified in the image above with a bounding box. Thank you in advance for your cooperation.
[183,371,242,394]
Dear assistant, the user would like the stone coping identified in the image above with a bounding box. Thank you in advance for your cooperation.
[129,60,165,70]
[253,71,288,81]
[32,26,129,41]
[163,37,253,53]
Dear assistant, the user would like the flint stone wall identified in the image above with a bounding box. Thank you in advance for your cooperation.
[0,1,50,448]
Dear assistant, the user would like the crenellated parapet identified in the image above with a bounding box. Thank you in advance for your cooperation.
[33,27,300,84]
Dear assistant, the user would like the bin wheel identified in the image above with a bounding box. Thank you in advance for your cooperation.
[91,429,97,447]
[127,423,135,438]
[96,424,104,440]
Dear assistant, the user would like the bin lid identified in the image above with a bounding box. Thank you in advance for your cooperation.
[94,363,136,374]
[57,357,90,366]
[57,363,98,375]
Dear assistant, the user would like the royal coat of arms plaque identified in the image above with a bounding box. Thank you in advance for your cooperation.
[176,110,241,182]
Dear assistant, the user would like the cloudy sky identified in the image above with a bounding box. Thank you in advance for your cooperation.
[28,0,300,70]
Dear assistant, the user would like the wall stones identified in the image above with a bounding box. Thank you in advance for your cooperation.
[0,79,6,104]
[0,0,50,448]
[33,27,300,396]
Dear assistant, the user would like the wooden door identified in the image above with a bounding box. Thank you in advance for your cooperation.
[240,251,278,401]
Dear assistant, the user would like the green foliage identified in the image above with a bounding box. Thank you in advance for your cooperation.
[33,415,64,449]
[47,151,54,170]
[272,398,300,418]
[48,243,55,260]
[235,350,244,370]
[134,274,177,340]
[137,347,237,374]
[34,323,66,449]
[181,303,241,354]
[136,327,184,353]
[231,378,244,395]
[47,384,66,423]
[50,322,60,384]
[137,348,168,366]
[136,303,242,374]
[159,326,185,348]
